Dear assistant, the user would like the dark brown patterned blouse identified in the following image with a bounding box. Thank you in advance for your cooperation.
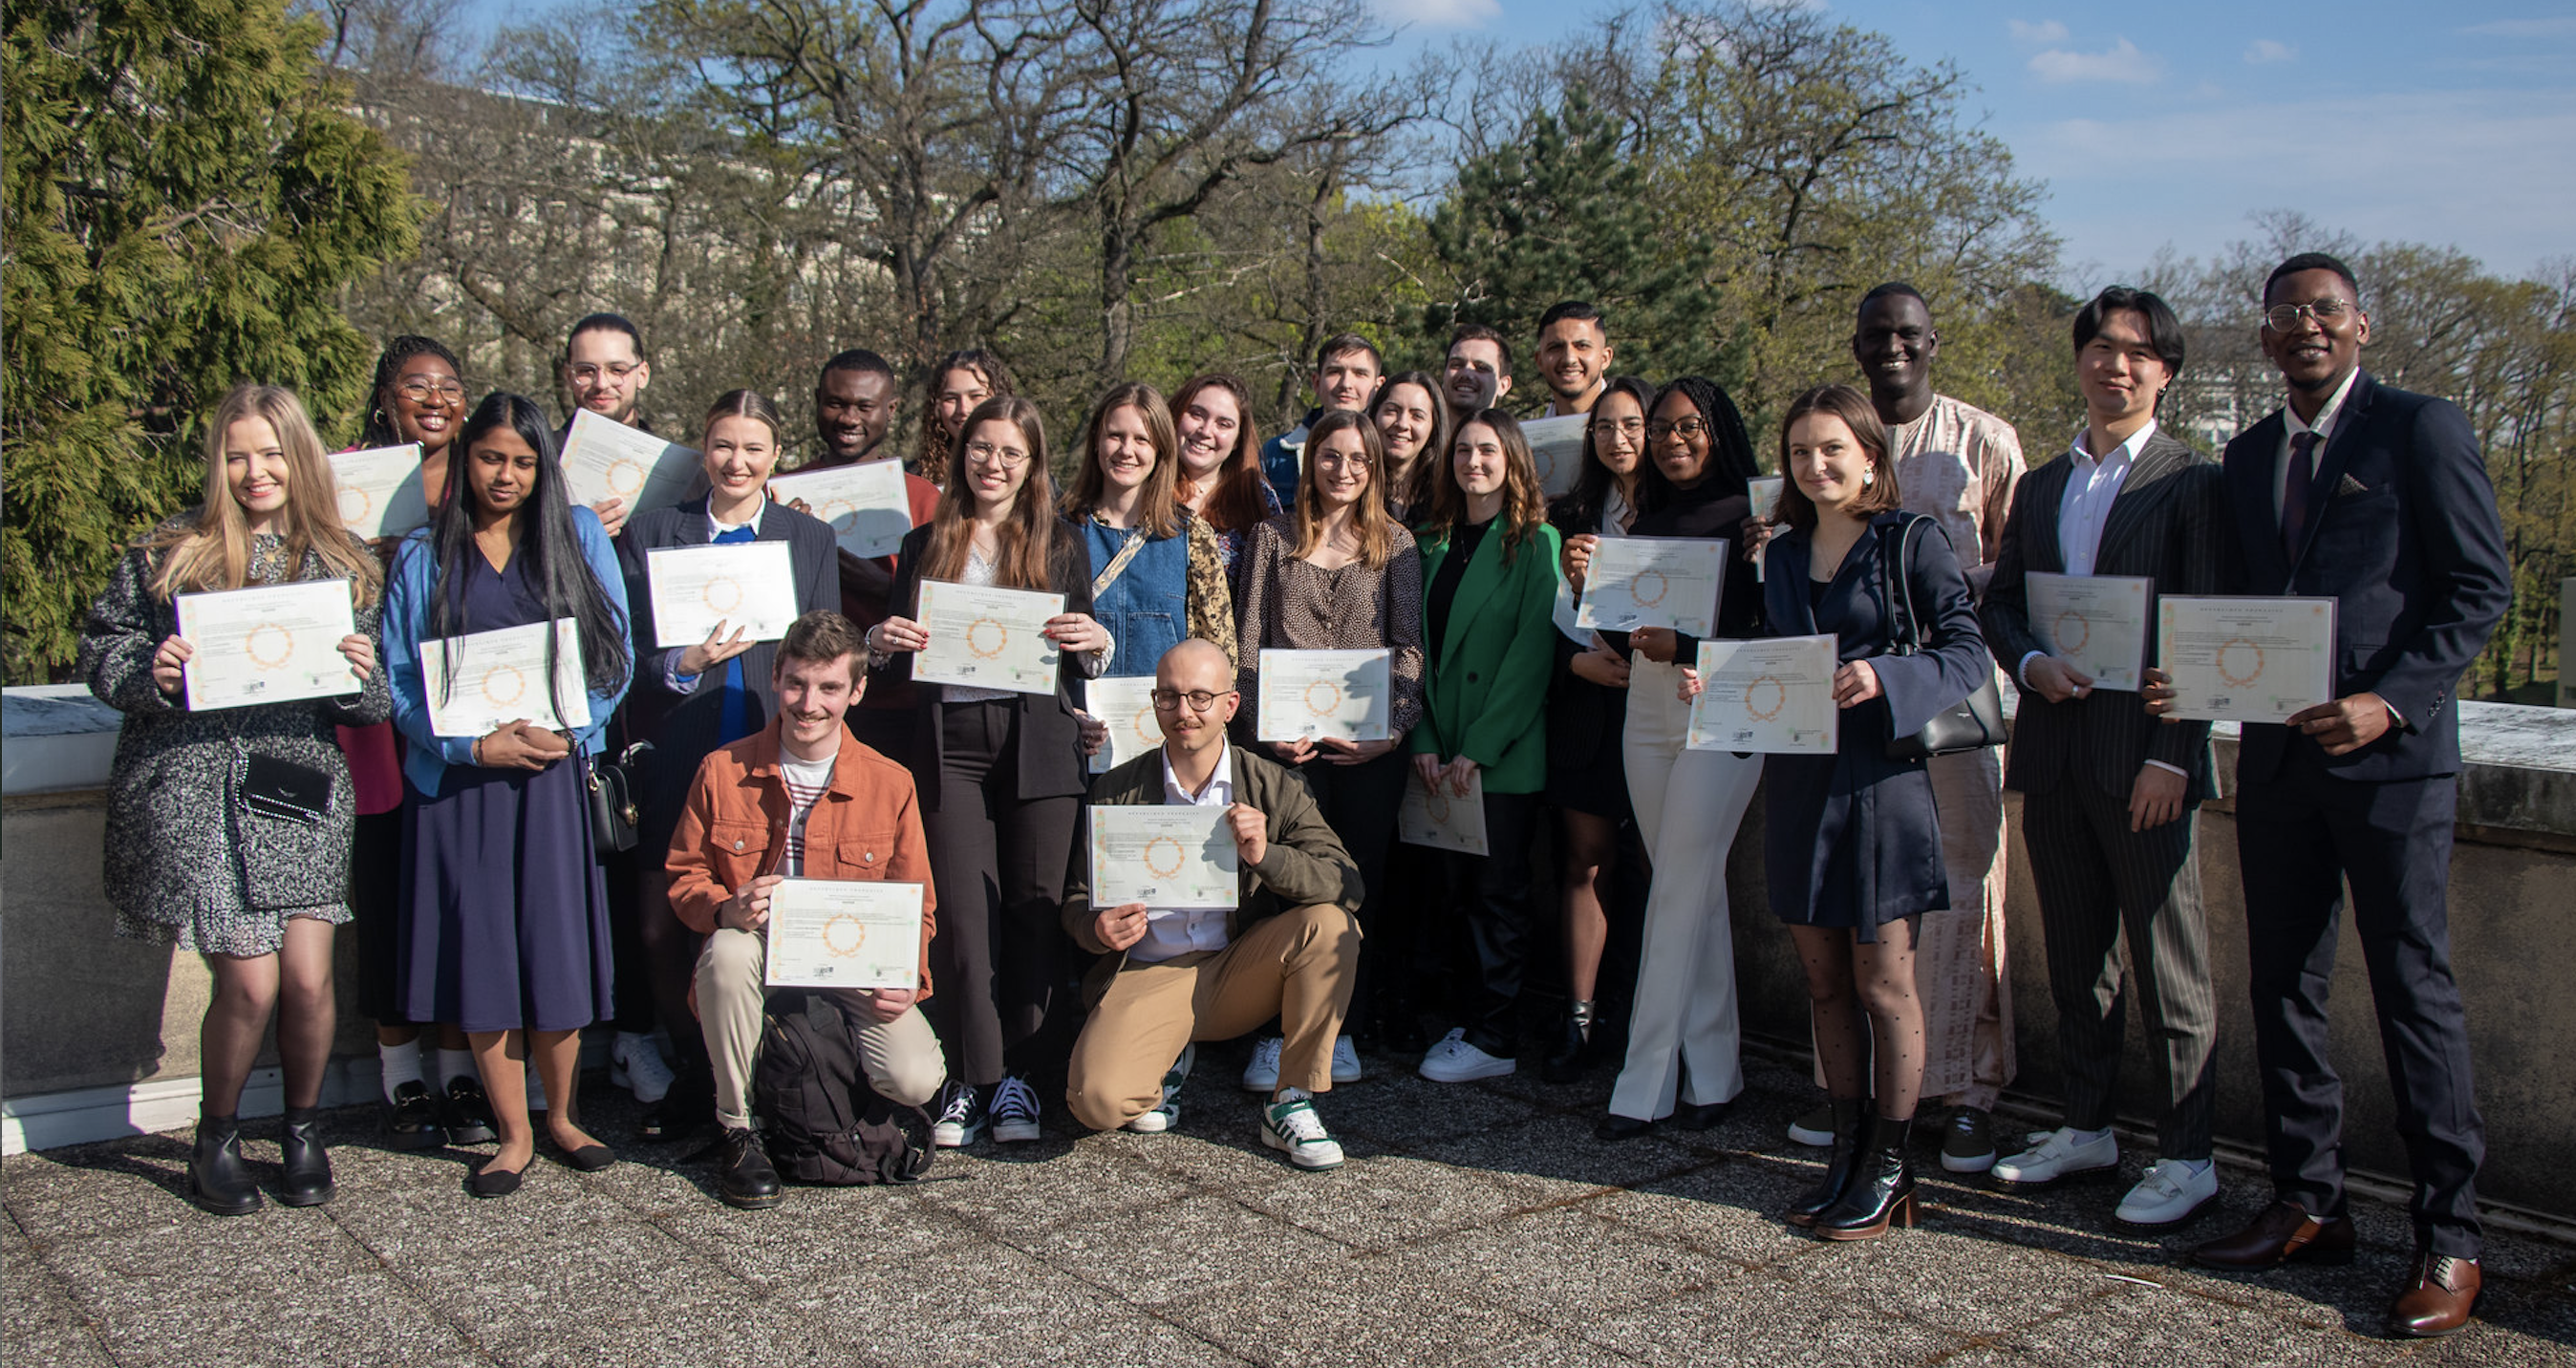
[1232,515,1426,739]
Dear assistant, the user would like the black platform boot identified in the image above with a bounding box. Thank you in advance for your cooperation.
[1784,1097,1867,1229]
[1542,1000,1596,1084]
[1815,1113,1919,1240]
[186,1114,263,1216]
[277,1106,334,1207]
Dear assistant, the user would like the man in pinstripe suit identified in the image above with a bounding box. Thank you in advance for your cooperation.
[1981,287,2228,1227]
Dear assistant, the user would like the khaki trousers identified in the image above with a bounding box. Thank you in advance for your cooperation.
[1065,903,1360,1131]
[696,927,948,1130]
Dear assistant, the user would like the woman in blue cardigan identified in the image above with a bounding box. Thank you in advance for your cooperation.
[384,392,633,1197]
[1407,409,1563,1083]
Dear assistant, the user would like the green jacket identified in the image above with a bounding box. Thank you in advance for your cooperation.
[1408,519,1563,794]
[1061,741,1363,1006]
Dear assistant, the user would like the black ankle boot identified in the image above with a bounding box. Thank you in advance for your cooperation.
[187,1115,263,1216]
[1815,1113,1919,1240]
[1784,1098,1867,1228]
[277,1106,334,1207]
[1542,1001,1596,1084]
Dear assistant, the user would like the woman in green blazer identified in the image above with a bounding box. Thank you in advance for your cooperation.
[1408,408,1565,1083]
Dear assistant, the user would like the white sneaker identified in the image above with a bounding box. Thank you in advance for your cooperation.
[1240,1037,1283,1092]
[1330,1036,1364,1084]
[1127,1045,1194,1134]
[1418,1028,1515,1082]
[990,1076,1042,1143]
[2116,1157,2220,1226]
[610,1032,676,1105]
[1990,1126,2119,1186]
[932,1080,986,1148]
[1260,1088,1345,1170]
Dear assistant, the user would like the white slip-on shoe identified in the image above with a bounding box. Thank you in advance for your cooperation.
[1240,1036,1283,1092]
[1990,1126,2119,1186]
[1330,1036,1364,1084]
[1260,1088,1345,1171]
[2116,1157,2220,1226]
[1418,1028,1515,1082]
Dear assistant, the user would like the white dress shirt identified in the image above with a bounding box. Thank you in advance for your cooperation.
[2018,419,2184,778]
[1126,741,1235,964]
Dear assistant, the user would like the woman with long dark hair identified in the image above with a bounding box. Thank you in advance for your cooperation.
[1370,370,1451,524]
[912,349,1017,489]
[1062,381,1235,674]
[384,392,633,1197]
[1168,373,1280,585]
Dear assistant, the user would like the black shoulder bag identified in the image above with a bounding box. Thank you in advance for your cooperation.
[586,739,655,854]
[1878,515,2007,762]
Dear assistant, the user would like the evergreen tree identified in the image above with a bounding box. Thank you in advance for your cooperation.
[4,0,419,681]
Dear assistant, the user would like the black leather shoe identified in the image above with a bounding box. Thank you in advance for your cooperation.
[186,1116,263,1216]
[718,1126,784,1209]
[1785,1098,1866,1229]
[640,1061,715,1142]
[1672,1100,1730,1131]
[379,1080,446,1151]
[442,1078,499,1146]
[2194,1201,2357,1270]
[1542,1001,1597,1084]
[1595,1113,1657,1143]
[1815,1114,1919,1240]
[276,1107,334,1207]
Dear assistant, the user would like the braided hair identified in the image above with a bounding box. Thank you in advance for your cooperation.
[357,335,464,448]
[1636,375,1758,513]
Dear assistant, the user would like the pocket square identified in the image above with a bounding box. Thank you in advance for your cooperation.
[2334,474,2370,497]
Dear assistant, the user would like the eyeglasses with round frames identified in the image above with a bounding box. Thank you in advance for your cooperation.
[1645,417,1709,442]
[2261,299,2357,332]
[396,378,466,404]
[965,440,1032,467]
[1149,688,1234,712]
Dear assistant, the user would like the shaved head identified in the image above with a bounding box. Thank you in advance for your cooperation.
[1157,637,1234,692]
[1151,638,1238,759]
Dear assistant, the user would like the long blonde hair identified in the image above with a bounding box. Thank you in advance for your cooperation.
[149,384,382,606]
[1290,408,1398,569]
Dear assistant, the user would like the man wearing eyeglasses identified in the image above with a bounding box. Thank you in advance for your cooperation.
[2155,253,2507,1339]
[559,311,656,538]
[1061,638,1364,1168]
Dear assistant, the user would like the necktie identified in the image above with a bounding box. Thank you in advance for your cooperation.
[2281,430,2318,558]
[712,523,760,742]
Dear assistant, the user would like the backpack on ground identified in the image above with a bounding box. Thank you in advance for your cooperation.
[751,991,934,1186]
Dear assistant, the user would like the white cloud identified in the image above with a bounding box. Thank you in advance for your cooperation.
[2243,38,2297,65]
[2460,17,2576,39]
[1376,0,1502,26]
[2029,38,2165,85]
[2007,19,2070,45]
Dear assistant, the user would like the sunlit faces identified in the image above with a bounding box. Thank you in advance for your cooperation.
[1852,293,1936,398]
[1535,317,1610,403]
[702,414,779,511]
[816,368,896,463]
[465,426,542,518]
[934,367,996,447]
[2259,267,2371,395]
[388,353,464,454]
[774,652,863,752]
[960,417,1035,508]
[1315,347,1382,413]
[1307,426,1373,508]
[1443,338,1510,413]
[1588,388,1646,479]
[1094,403,1158,492]
[564,328,649,424]
[2077,309,2173,430]
[1372,381,1439,470]
[1450,421,1508,500]
[1787,411,1874,512]
[223,416,292,527]
[1174,388,1241,480]
[1151,641,1238,755]
[1646,389,1711,485]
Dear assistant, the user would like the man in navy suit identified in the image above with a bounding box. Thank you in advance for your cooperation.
[2150,252,2509,1338]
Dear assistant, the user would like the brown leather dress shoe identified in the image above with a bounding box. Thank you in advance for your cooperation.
[2192,1200,2357,1270]
[2390,1253,2479,1338]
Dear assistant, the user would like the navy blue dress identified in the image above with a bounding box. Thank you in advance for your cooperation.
[397,550,615,1033]
[1760,512,1992,940]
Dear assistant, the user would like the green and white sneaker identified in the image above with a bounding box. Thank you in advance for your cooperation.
[1127,1044,1194,1134]
[1260,1088,1344,1170]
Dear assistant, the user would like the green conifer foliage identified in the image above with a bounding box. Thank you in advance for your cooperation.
[4,0,419,681]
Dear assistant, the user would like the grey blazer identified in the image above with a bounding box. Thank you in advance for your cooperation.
[1982,430,2225,800]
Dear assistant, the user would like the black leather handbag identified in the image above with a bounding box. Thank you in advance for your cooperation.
[586,739,654,854]
[1878,515,2007,762]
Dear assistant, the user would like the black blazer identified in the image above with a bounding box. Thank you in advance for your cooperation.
[615,497,839,850]
[876,517,1098,807]
[1983,430,2224,800]
[2219,371,2510,783]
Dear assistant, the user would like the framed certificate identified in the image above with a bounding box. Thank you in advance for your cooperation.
[1085,675,1165,775]
[1576,537,1728,637]
[418,618,593,737]
[2157,595,2337,723]
[1520,414,1589,498]
[912,579,1063,695]
[768,460,913,559]
[764,879,924,990]
[558,409,701,516]
[1090,805,1238,909]
[327,443,430,542]
[174,579,361,711]
[1256,648,1391,742]
[2026,572,2153,692]
[1398,764,1489,855]
[645,541,801,648]
[1686,635,1837,754]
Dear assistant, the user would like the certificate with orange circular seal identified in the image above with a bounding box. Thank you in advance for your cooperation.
[2155,595,2338,724]
[763,879,925,989]
[419,618,594,737]
[1083,676,1166,775]
[1520,414,1589,499]
[1398,765,1489,855]
[325,442,430,541]
[2024,572,2151,692]
[912,579,1065,695]
[767,460,912,559]
[173,578,361,712]
[1089,807,1238,910]
[645,542,800,650]
[1255,648,1392,742]
[557,409,701,518]
[1574,536,1728,637]
[1685,635,1837,755]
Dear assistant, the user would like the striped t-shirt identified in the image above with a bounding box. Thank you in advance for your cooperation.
[778,752,835,876]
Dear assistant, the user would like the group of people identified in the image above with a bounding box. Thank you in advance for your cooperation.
[82,248,2507,1339]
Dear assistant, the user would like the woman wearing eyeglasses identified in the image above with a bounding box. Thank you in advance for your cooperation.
[869,396,1111,1147]
[1586,376,1767,1143]
[1063,381,1235,677]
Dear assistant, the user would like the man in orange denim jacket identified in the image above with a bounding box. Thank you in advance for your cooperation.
[666,611,944,1208]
